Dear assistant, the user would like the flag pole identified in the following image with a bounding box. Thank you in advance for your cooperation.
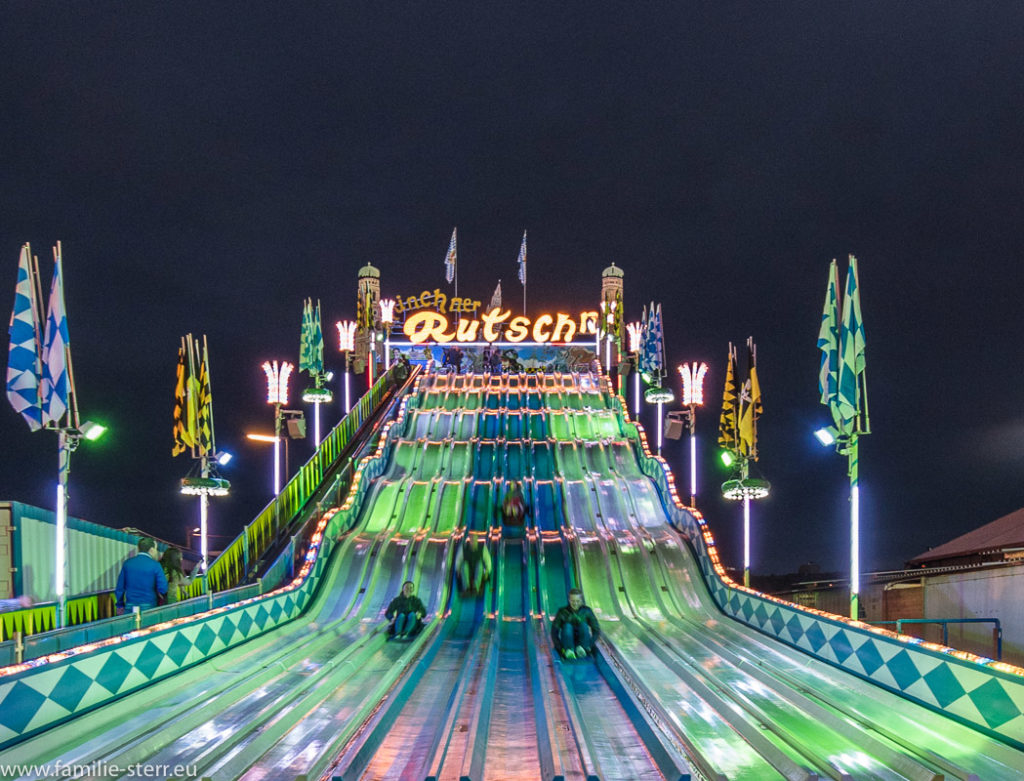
[849,437,859,618]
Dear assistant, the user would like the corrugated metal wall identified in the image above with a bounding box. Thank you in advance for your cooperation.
[3,501,141,601]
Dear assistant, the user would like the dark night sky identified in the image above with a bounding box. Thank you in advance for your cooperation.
[2,3,1022,576]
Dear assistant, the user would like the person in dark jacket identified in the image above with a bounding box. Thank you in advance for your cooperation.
[115,537,168,613]
[456,535,492,596]
[384,580,426,639]
[500,482,530,537]
[551,588,600,660]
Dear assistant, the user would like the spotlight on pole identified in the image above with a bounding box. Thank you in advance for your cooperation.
[814,426,838,446]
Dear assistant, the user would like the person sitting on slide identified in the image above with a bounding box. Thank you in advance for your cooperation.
[551,588,600,660]
[500,482,530,530]
[456,535,492,596]
[384,580,426,639]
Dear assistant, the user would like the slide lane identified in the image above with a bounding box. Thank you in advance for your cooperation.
[564,436,1024,779]
[3,413,466,780]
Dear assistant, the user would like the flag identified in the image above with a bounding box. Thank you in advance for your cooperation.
[837,255,866,429]
[186,335,201,448]
[817,259,841,427]
[738,337,762,459]
[489,280,502,311]
[172,343,193,456]
[196,340,214,456]
[516,230,527,285]
[7,244,43,431]
[299,298,323,375]
[299,299,314,372]
[718,343,738,452]
[445,228,457,284]
[40,249,69,426]
[639,302,664,381]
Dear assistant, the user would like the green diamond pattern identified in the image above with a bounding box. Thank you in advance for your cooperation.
[854,638,885,676]
[134,640,165,680]
[741,599,754,621]
[968,678,1021,729]
[886,650,921,691]
[236,611,254,637]
[48,666,93,713]
[95,653,132,694]
[269,602,283,622]
[769,608,785,636]
[0,682,47,733]
[254,605,270,629]
[805,623,827,652]
[194,625,217,655]
[753,603,769,627]
[923,663,967,708]
[828,630,854,664]
[217,618,236,645]
[785,615,805,643]
[166,632,193,667]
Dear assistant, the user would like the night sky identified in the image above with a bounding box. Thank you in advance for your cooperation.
[2,4,1023,576]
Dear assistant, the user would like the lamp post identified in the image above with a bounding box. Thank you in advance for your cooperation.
[626,321,642,417]
[261,360,293,494]
[336,320,356,414]
[380,298,396,367]
[678,361,708,506]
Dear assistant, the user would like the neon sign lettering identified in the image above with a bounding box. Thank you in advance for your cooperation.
[403,308,600,345]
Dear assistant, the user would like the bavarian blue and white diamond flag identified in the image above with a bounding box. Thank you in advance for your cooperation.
[817,259,841,428]
[516,230,527,285]
[40,248,70,426]
[837,254,865,428]
[6,243,43,431]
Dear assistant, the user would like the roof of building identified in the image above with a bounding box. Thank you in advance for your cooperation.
[602,263,624,278]
[358,263,380,278]
[908,506,1024,566]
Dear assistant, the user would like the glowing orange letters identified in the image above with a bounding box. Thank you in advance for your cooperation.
[403,308,599,345]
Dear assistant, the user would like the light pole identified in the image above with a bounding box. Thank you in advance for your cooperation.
[261,360,293,494]
[380,298,396,367]
[336,320,356,414]
[678,362,708,506]
[626,321,642,417]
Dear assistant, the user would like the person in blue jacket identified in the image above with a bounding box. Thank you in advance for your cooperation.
[551,588,600,660]
[115,537,168,613]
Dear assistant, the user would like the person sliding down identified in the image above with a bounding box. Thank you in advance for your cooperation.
[500,482,530,538]
[456,535,492,596]
[551,588,600,660]
[384,580,426,639]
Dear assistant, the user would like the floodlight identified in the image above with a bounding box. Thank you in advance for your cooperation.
[80,421,107,441]
[720,450,735,468]
[814,426,838,446]
[215,450,233,466]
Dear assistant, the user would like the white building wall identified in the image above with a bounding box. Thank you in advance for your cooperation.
[925,566,1024,666]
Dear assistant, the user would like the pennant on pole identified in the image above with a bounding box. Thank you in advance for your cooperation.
[817,259,842,428]
[172,343,193,456]
[445,228,457,284]
[837,255,866,429]
[299,298,324,376]
[516,231,527,285]
[7,244,43,431]
[196,339,214,456]
[737,337,762,459]
[489,280,502,311]
[718,343,738,451]
[40,248,70,427]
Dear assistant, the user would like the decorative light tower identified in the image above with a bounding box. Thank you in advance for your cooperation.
[639,302,673,455]
[356,263,381,388]
[299,298,332,445]
[678,361,708,506]
[718,338,769,587]
[626,321,643,417]
[379,297,397,366]
[261,360,293,494]
[336,320,357,413]
[600,263,624,385]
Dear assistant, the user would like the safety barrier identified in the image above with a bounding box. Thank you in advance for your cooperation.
[0,368,398,645]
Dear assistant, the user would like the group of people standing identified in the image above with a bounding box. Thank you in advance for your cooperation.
[114,536,192,614]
